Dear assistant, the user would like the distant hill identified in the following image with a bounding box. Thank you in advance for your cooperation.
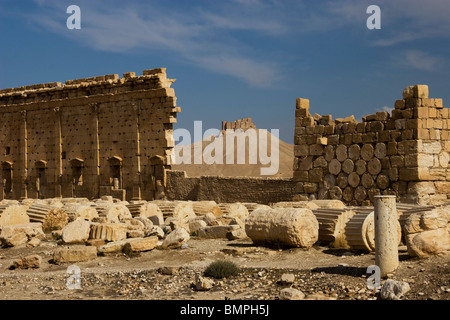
[171,125,294,178]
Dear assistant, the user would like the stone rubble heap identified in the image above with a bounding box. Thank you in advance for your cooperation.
[0,198,447,265]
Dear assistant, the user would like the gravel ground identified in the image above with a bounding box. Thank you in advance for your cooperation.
[0,238,449,300]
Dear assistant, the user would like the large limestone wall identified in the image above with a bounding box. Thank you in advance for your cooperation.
[293,85,450,205]
[0,68,179,201]
[165,170,296,205]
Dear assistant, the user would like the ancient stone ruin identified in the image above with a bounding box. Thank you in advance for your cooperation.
[0,68,178,202]
[0,70,448,301]
[293,85,449,206]
[221,117,256,133]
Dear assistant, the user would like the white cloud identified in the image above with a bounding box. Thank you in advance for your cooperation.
[23,0,450,85]
[400,50,444,72]
[378,106,393,113]
[200,11,286,35]
[370,0,450,46]
[26,0,287,88]
[189,54,279,87]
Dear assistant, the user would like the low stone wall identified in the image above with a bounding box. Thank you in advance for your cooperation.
[165,170,296,204]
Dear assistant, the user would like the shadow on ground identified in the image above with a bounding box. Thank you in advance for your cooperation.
[311,265,367,277]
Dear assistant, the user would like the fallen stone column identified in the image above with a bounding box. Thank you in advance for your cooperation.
[150,200,196,220]
[126,202,164,225]
[245,207,319,248]
[0,199,20,206]
[272,201,320,209]
[63,204,99,222]
[44,198,64,208]
[218,203,249,221]
[191,201,223,217]
[89,223,128,242]
[311,208,355,248]
[345,208,401,252]
[26,204,57,223]
[344,209,374,251]
[241,203,271,214]
[309,200,347,209]
[93,204,132,223]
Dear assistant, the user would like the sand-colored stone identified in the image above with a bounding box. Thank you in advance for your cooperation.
[162,227,190,249]
[89,223,128,242]
[404,206,450,258]
[0,205,29,227]
[42,208,69,232]
[61,218,91,244]
[123,236,159,254]
[245,207,319,248]
[53,245,97,263]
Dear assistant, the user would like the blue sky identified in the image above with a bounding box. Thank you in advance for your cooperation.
[1,0,449,143]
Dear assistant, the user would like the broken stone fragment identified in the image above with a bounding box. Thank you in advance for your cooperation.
[280,273,295,285]
[193,272,213,291]
[159,266,180,275]
[145,226,165,239]
[89,223,127,242]
[26,237,41,247]
[71,206,99,222]
[197,225,241,239]
[279,288,305,300]
[127,230,145,238]
[188,219,207,234]
[103,204,132,223]
[53,245,97,264]
[61,218,91,244]
[42,208,69,232]
[380,280,410,300]
[404,206,450,258]
[162,227,190,249]
[202,212,220,226]
[0,205,30,227]
[226,228,247,240]
[122,236,158,254]
[97,239,131,254]
[0,223,45,247]
[12,254,42,269]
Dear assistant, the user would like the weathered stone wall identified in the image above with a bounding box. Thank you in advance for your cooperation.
[165,170,296,204]
[293,85,450,205]
[0,68,179,201]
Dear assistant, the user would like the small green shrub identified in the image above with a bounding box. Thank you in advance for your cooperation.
[204,260,240,279]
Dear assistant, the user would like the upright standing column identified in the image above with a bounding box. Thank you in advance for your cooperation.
[53,107,62,198]
[374,195,399,277]
[90,103,100,199]
[131,100,142,201]
[19,110,28,200]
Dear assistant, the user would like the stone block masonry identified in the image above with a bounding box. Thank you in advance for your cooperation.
[165,170,296,205]
[0,68,179,202]
[293,85,450,205]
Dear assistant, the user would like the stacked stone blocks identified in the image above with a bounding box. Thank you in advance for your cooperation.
[293,85,450,205]
[0,68,179,202]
